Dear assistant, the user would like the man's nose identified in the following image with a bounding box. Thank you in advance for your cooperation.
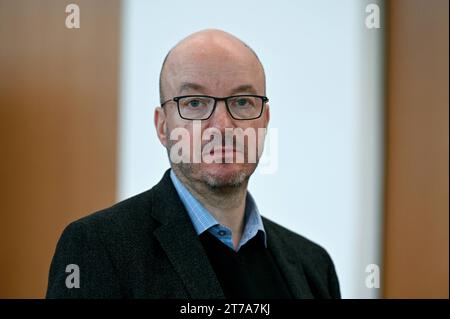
[207,100,235,130]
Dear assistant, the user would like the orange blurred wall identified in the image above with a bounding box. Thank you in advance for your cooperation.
[383,0,449,298]
[0,0,120,298]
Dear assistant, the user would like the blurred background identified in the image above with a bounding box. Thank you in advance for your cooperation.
[0,0,448,298]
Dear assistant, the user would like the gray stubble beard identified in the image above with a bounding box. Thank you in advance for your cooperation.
[175,162,252,189]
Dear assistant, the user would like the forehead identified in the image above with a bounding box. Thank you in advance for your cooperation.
[163,39,265,96]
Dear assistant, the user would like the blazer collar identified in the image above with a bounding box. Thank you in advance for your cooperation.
[150,169,225,299]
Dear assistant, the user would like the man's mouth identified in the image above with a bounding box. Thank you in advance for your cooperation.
[210,147,237,156]
[200,144,245,156]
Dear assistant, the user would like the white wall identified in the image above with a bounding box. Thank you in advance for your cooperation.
[119,0,384,298]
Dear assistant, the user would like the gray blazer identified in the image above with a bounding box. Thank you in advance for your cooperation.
[46,169,341,298]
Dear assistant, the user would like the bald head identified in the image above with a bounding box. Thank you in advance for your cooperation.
[159,29,266,104]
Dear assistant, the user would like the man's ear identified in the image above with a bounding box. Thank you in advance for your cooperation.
[154,106,168,147]
[264,103,270,127]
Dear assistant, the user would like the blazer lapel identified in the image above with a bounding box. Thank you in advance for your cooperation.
[265,221,314,298]
[151,170,225,299]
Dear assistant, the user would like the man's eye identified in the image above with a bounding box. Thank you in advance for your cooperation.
[237,98,248,106]
[233,97,255,108]
[188,99,201,107]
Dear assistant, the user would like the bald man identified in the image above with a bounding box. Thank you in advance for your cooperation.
[46,29,341,299]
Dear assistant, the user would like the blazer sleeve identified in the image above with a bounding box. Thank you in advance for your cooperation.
[46,220,122,298]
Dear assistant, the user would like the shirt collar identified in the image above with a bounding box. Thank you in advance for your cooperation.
[169,169,267,248]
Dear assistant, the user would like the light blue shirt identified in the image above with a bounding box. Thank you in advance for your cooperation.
[170,169,267,251]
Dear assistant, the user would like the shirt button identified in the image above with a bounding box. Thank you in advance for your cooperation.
[218,230,226,236]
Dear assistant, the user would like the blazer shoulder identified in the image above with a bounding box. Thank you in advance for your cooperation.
[47,188,160,298]
[70,187,157,234]
[262,216,341,298]
[262,216,330,258]
[53,187,161,269]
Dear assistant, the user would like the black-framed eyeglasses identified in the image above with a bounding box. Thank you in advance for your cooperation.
[161,94,269,120]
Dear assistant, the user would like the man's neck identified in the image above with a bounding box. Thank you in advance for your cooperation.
[173,168,248,248]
